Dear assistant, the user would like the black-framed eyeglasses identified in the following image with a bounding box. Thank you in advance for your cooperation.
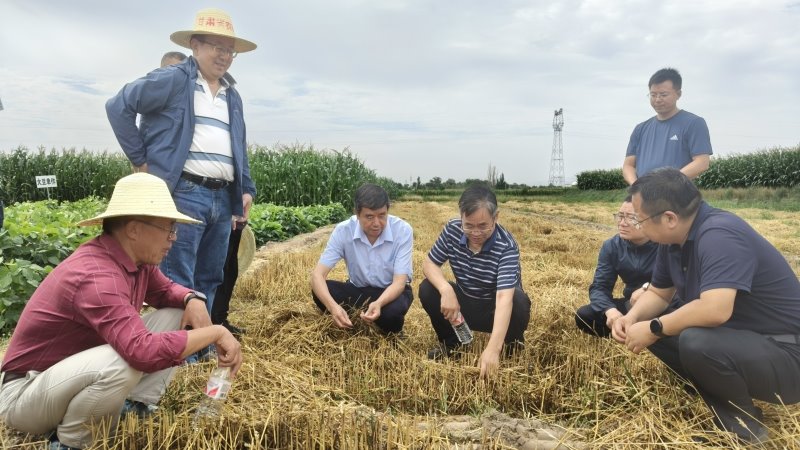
[612,212,636,225]
[196,38,238,58]
[133,219,178,239]
[631,211,667,230]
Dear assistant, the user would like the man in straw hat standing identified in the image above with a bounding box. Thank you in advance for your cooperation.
[0,173,243,450]
[106,9,257,352]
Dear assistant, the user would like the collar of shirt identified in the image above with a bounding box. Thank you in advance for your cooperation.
[668,201,712,253]
[97,233,139,274]
[351,217,394,246]
[458,226,499,253]
[196,70,230,94]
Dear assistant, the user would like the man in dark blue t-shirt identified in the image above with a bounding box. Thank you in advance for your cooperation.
[622,68,712,185]
[612,168,800,444]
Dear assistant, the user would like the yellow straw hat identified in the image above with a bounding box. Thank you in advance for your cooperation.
[170,8,257,54]
[77,173,201,227]
[237,225,256,273]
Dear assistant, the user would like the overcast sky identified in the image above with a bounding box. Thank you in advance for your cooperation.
[1,1,798,186]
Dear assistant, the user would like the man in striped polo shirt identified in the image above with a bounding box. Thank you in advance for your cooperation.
[420,185,531,378]
[106,9,257,346]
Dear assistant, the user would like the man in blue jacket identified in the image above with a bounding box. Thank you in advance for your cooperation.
[106,8,257,332]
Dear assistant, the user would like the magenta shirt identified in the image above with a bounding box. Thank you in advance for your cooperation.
[1,234,190,374]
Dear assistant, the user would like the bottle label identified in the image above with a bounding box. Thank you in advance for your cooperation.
[205,377,232,400]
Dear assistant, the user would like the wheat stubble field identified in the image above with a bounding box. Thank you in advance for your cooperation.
[3,199,800,449]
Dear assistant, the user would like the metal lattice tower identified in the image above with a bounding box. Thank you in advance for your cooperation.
[548,108,564,187]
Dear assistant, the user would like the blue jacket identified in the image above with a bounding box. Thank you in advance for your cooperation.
[588,235,658,314]
[105,57,256,216]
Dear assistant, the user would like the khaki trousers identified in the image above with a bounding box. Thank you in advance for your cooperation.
[0,308,183,448]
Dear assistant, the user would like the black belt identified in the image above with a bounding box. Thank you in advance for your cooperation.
[1,372,25,385]
[768,334,800,345]
[180,172,231,190]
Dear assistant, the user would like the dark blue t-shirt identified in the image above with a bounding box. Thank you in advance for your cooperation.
[652,202,800,335]
[626,110,713,177]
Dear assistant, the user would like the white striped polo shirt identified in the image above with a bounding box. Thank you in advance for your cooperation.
[183,72,234,181]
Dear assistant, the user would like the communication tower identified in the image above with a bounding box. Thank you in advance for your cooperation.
[548,108,565,186]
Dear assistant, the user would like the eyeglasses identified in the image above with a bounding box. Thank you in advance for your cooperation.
[630,211,667,230]
[196,38,238,58]
[648,92,673,100]
[133,219,178,239]
[461,222,495,235]
[612,213,636,225]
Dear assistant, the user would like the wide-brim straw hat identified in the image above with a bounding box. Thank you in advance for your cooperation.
[77,173,201,227]
[238,225,256,273]
[170,8,257,54]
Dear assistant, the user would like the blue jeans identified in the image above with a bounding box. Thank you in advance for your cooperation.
[160,177,233,315]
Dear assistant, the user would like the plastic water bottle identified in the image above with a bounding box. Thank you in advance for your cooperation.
[450,312,474,344]
[192,366,232,428]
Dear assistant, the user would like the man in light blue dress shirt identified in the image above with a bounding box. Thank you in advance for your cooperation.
[311,184,414,334]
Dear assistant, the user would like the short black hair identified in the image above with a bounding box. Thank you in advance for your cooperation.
[354,183,390,213]
[458,184,498,217]
[628,167,701,218]
[161,51,187,68]
[648,67,682,90]
[102,216,131,235]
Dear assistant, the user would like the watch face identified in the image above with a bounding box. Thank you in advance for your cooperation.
[649,319,662,334]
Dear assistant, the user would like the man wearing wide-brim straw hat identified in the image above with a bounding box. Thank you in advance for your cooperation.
[0,173,243,450]
[106,9,257,361]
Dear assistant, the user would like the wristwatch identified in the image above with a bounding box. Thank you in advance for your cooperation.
[649,318,666,338]
[184,291,207,306]
[642,282,650,291]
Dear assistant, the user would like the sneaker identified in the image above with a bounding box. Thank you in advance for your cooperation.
[427,342,464,360]
[221,320,245,338]
[120,399,158,419]
[49,434,82,450]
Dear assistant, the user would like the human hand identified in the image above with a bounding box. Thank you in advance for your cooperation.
[624,321,658,354]
[479,347,501,379]
[604,308,624,330]
[611,314,634,344]
[440,289,460,323]
[215,329,243,377]
[330,304,353,329]
[360,302,381,323]
[132,162,148,173]
[630,287,645,306]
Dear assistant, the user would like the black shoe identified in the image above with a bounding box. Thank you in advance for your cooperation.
[427,342,463,360]
[221,320,245,337]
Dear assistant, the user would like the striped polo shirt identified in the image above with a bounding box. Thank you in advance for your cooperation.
[428,218,522,300]
[183,72,234,181]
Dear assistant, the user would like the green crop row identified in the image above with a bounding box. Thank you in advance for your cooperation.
[0,144,400,209]
[575,144,800,190]
[248,143,400,208]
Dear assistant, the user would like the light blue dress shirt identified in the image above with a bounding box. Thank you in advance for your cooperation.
[319,215,413,288]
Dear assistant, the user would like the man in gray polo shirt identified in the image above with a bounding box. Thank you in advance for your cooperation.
[622,68,713,185]
[612,168,800,444]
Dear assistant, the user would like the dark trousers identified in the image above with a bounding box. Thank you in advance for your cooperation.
[648,327,800,440]
[211,223,243,325]
[312,280,414,333]
[418,279,531,347]
[574,299,630,338]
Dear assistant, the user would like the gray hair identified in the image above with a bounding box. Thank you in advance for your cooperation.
[458,184,498,218]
